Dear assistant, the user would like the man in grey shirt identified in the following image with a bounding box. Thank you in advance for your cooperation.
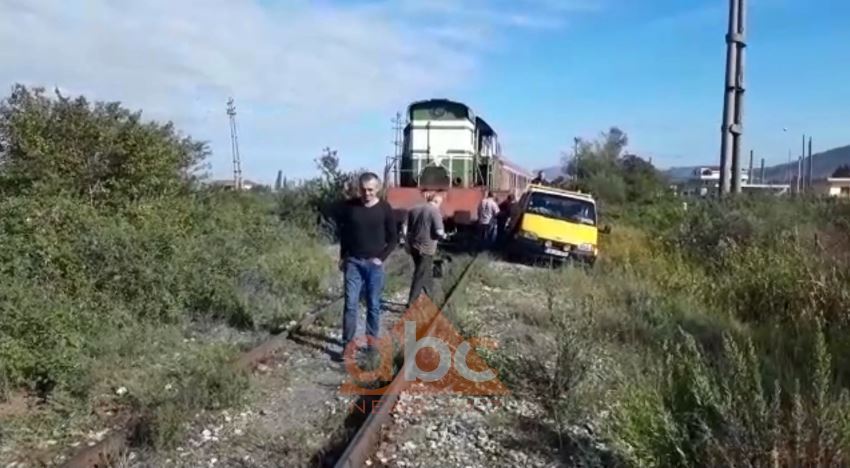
[403,192,447,308]
[477,191,500,250]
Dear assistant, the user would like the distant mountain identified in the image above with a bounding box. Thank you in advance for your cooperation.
[662,144,850,184]
[536,144,850,185]
[541,163,697,183]
[762,144,850,182]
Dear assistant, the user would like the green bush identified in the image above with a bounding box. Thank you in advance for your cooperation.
[0,85,342,456]
[127,343,249,450]
[0,85,206,204]
[0,192,331,398]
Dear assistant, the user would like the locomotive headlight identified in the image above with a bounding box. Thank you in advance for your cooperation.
[577,243,594,252]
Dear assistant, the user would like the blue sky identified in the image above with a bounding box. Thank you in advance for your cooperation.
[1,0,847,183]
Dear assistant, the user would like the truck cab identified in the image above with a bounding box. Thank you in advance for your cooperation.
[506,185,603,265]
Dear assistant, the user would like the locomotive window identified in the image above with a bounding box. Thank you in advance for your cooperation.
[410,102,469,121]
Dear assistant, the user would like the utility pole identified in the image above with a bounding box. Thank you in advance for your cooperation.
[391,111,404,186]
[227,98,243,191]
[760,157,765,183]
[274,170,283,192]
[719,0,747,196]
[747,149,754,186]
[393,112,403,159]
[797,155,803,193]
[801,134,807,192]
[807,137,814,189]
[572,137,580,183]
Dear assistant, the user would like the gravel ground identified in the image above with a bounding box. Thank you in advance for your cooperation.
[126,285,411,468]
[365,259,616,468]
[120,249,421,468]
[369,386,558,468]
[13,255,616,468]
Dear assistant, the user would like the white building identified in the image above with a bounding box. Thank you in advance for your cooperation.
[677,166,790,197]
[813,178,850,198]
[679,166,750,196]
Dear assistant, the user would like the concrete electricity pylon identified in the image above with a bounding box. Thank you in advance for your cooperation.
[807,137,813,190]
[227,98,243,191]
[748,149,754,184]
[719,0,747,196]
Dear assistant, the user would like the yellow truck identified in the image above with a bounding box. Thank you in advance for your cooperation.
[505,184,609,266]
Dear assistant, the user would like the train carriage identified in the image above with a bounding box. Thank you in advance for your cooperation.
[385,99,531,233]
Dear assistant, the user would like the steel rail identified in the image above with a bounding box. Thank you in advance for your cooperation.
[58,256,409,468]
[333,253,481,468]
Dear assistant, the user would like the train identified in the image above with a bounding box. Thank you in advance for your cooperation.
[384,99,532,232]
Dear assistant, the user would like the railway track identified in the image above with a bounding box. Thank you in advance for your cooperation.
[58,248,481,468]
[332,253,481,468]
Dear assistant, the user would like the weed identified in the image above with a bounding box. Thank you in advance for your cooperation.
[500,196,850,467]
[132,344,248,450]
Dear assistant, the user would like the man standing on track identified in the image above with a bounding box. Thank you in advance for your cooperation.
[496,193,516,246]
[337,172,398,359]
[477,191,500,250]
[403,191,447,309]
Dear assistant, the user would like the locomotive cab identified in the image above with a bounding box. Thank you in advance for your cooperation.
[385,98,532,248]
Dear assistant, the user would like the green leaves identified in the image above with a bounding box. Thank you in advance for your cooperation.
[561,127,667,205]
[0,84,208,206]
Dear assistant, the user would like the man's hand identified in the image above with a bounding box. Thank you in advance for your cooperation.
[371,258,383,266]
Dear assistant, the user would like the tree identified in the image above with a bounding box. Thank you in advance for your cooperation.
[620,153,667,202]
[832,165,850,178]
[0,84,208,205]
[563,127,629,183]
[315,147,360,202]
[560,127,665,204]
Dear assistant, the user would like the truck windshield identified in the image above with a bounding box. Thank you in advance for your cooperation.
[526,192,596,226]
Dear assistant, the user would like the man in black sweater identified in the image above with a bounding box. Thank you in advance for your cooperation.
[337,172,398,357]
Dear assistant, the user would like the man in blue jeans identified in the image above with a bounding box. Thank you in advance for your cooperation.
[336,172,398,359]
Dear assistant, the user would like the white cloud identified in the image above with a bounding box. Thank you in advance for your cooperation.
[0,0,600,181]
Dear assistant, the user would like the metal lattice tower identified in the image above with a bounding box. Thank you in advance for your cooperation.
[390,111,404,186]
[393,111,403,160]
[719,0,747,196]
[227,98,243,191]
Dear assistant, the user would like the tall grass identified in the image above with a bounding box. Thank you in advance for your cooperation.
[538,197,850,467]
[0,190,332,454]
[609,328,850,467]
